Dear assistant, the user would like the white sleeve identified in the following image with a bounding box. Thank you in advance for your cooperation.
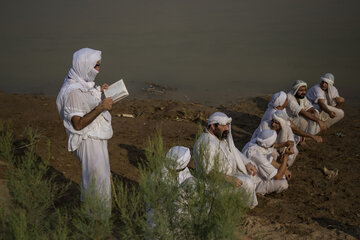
[64,90,89,122]
[249,153,277,181]
[303,98,315,111]
[286,94,302,117]
[307,85,326,104]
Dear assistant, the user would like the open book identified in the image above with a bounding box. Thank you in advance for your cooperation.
[104,79,129,103]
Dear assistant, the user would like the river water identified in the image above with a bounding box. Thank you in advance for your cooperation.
[1,0,359,105]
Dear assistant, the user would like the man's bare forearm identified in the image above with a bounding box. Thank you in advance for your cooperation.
[272,154,288,180]
[299,109,319,123]
[318,100,332,114]
[290,121,312,138]
[71,105,104,131]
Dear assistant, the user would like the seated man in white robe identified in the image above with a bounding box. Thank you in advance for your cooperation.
[147,146,194,230]
[56,48,113,214]
[162,146,194,185]
[306,73,345,128]
[259,91,322,145]
[286,80,327,136]
[243,110,298,167]
[194,112,258,208]
[243,130,292,195]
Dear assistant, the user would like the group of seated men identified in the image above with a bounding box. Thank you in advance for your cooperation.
[162,73,345,209]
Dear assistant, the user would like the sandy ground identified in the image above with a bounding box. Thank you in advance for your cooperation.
[0,91,359,239]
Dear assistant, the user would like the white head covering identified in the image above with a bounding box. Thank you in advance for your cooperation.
[320,73,337,101]
[207,112,248,175]
[256,129,277,148]
[268,91,287,109]
[165,146,191,170]
[272,110,291,153]
[208,112,232,126]
[290,80,307,95]
[56,48,102,118]
[163,146,192,184]
[261,91,288,122]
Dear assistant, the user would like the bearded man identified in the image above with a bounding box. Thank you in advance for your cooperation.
[306,73,345,128]
[193,112,258,208]
[56,48,113,213]
[286,80,327,135]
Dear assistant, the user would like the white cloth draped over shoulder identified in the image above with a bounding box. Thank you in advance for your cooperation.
[261,91,287,122]
[194,112,258,208]
[204,112,250,175]
[162,146,193,185]
[56,48,113,151]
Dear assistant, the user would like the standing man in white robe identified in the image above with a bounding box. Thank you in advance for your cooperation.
[56,48,113,213]
[306,73,345,128]
[193,112,258,208]
[286,80,327,135]
[243,130,292,195]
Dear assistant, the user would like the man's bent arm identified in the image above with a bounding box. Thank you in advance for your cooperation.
[71,98,113,131]
[272,153,289,180]
[299,108,321,123]
[318,99,332,114]
[290,121,322,142]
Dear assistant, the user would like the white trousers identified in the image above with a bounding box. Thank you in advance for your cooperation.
[319,105,344,128]
[254,176,288,195]
[75,138,111,211]
[292,116,320,135]
[236,174,258,208]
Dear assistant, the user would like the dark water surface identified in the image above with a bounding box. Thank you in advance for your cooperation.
[1,0,360,105]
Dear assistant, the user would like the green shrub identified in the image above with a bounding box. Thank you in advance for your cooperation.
[114,130,249,240]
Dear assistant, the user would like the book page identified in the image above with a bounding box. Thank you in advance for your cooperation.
[104,79,129,103]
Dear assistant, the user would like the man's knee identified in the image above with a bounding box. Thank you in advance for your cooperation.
[337,97,345,104]
[241,177,256,193]
[276,180,288,193]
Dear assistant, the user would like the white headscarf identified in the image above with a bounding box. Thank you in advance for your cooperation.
[256,129,277,149]
[272,110,292,153]
[163,146,192,184]
[290,80,307,95]
[320,73,337,103]
[57,48,102,119]
[261,91,288,122]
[207,112,248,175]
[268,91,287,109]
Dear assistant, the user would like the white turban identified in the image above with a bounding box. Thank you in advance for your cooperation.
[163,146,193,185]
[256,130,277,148]
[320,73,337,101]
[290,80,307,95]
[165,146,191,170]
[272,110,291,153]
[268,91,287,109]
[208,112,232,126]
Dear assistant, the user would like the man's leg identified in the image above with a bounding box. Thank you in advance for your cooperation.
[292,116,309,132]
[75,138,111,213]
[321,106,344,128]
[236,174,258,208]
[255,179,288,195]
